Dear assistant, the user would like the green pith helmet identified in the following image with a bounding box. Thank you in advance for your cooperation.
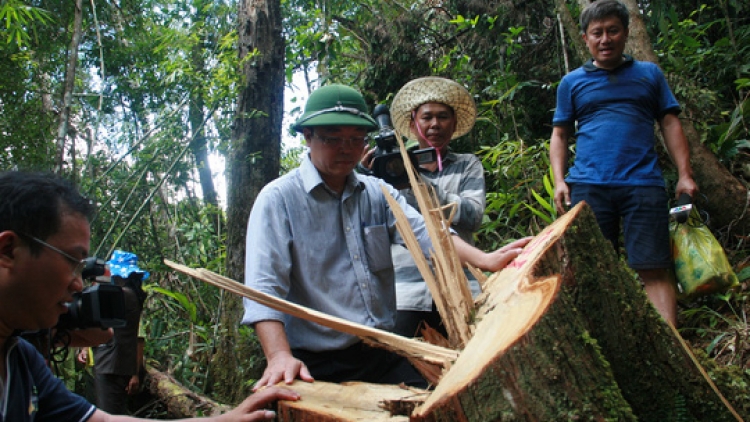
[292,84,378,133]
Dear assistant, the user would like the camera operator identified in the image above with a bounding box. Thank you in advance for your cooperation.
[81,250,149,415]
[22,257,115,369]
[0,170,298,422]
[361,77,487,338]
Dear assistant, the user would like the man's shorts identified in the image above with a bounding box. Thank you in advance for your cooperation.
[570,184,671,270]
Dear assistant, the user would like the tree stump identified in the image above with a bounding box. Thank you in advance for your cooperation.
[413,202,743,421]
[274,203,745,421]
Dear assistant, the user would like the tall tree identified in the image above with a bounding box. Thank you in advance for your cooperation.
[212,0,285,404]
[55,0,83,173]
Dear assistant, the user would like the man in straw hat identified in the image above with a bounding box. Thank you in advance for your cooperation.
[0,170,298,422]
[361,76,487,338]
[243,83,529,390]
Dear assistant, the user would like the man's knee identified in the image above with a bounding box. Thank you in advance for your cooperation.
[637,268,671,285]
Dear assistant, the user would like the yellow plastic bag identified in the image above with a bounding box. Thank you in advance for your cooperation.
[670,207,739,300]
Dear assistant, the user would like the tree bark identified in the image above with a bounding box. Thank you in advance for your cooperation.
[188,4,218,208]
[212,0,284,404]
[56,0,84,174]
[144,365,228,417]
[412,203,744,421]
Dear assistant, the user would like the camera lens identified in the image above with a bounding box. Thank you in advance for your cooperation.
[384,157,406,178]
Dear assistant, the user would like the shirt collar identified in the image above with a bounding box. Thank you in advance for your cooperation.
[583,54,634,72]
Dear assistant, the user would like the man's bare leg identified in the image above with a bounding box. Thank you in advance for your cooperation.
[639,268,678,327]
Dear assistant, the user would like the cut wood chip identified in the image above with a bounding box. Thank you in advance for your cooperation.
[163,259,458,368]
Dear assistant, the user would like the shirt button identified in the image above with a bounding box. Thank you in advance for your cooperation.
[353,254,359,260]
[361,283,367,289]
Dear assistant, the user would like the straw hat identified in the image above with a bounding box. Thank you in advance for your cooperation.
[390,77,476,141]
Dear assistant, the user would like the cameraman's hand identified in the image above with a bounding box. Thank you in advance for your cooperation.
[76,348,88,365]
[217,386,301,422]
[360,144,376,170]
[126,374,140,395]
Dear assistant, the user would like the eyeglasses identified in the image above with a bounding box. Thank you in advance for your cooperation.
[314,134,369,149]
[19,233,87,278]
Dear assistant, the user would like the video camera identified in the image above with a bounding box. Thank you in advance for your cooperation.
[56,257,126,330]
[368,104,437,189]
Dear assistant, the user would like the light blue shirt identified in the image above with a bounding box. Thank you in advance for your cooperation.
[393,151,485,311]
[241,153,433,352]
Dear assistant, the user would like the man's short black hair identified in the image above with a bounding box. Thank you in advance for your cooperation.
[580,0,630,34]
[0,171,94,254]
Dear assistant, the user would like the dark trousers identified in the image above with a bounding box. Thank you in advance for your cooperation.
[394,303,448,338]
[94,372,131,415]
[293,342,427,389]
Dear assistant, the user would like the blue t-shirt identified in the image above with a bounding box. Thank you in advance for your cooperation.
[0,338,95,422]
[552,56,681,187]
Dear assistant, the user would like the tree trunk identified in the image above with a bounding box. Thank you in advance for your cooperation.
[56,0,84,174]
[188,4,218,208]
[211,0,284,405]
[144,365,228,417]
[411,203,744,421]
[270,204,746,420]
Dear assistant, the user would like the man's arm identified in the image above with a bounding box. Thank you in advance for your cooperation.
[659,113,698,198]
[87,385,301,422]
[66,327,113,347]
[126,336,145,395]
[452,235,531,273]
[252,320,314,390]
[550,125,572,215]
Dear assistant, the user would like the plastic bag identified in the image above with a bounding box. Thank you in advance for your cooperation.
[670,207,739,300]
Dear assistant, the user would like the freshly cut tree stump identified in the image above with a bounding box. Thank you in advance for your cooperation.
[274,381,428,421]
[414,202,743,421]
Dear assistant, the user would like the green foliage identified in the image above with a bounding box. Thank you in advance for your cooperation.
[476,136,553,250]
[524,167,558,226]
[0,0,53,46]
[680,292,749,367]
[652,2,750,163]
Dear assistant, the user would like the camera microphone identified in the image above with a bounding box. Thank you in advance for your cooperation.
[373,104,393,130]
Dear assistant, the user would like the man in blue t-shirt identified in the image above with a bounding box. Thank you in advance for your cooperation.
[549,0,698,327]
[0,171,299,422]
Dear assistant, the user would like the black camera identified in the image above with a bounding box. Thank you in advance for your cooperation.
[56,257,126,330]
[368,104,437,189]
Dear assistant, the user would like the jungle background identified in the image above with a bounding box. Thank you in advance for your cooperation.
[2,0,749,416]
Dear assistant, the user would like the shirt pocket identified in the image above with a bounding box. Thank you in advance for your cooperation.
[363,224,393,273]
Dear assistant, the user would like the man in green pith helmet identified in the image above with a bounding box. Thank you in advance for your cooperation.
[242,83,530,390]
